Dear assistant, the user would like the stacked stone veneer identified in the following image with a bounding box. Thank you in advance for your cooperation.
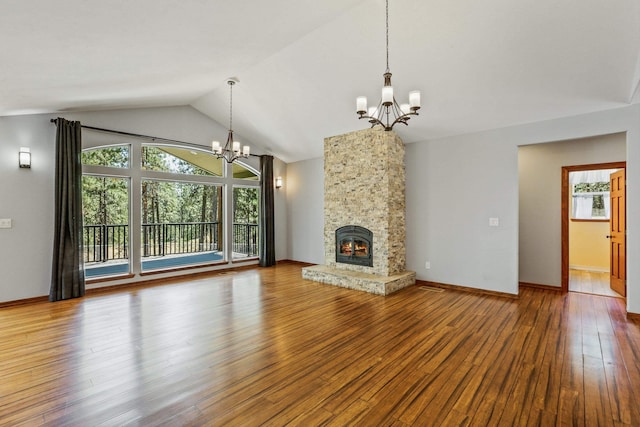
[302,128,415,295]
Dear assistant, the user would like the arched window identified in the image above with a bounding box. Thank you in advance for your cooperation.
[81,141,260,279]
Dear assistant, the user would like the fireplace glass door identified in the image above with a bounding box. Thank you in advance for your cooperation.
[336,226,373,267]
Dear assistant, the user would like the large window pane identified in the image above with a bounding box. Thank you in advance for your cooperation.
[233,187,259,260]
[82,145,129,168]
[82,176,130,277]
[142,146,222,177]
[141,180,223,271]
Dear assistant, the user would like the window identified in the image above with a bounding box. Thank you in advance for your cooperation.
[141,180,223,271]
[82,145,129,168]
[233,187,259,260]
[142,145,222,176]
[82,175,130,277]
[82,141,260,278]
[570,169,618,220]
[572,182,608,219]
[232,162,259,180]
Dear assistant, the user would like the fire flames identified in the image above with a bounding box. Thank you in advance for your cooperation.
[340,239,368,257]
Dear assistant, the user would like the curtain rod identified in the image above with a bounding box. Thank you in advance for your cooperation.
[49,118,262,157]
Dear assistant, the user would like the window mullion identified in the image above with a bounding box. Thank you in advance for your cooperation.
[130,143,142,276]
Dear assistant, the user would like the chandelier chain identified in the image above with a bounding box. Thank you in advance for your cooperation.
[385,0,389,72]
[229,81,233,132]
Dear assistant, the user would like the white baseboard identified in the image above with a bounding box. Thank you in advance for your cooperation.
[569,265,610,273]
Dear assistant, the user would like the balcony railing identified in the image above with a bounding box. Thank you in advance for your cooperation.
[83,224,129,263]
[142,222,220,257]
[233,222,258,257]
[83,221,258,263]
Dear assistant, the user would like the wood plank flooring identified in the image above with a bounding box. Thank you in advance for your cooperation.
[569,269,623,298]
[0,263,639,426]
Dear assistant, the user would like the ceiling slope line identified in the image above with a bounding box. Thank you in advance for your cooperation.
[628,46,640,104]
[630,76,640,104]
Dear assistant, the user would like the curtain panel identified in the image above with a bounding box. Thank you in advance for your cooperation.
[573,194,594,219]
[50,118,85,301]
[604,195,611,218]
[259,155,276,267]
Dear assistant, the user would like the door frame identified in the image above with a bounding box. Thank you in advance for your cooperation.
[561,161,626,292]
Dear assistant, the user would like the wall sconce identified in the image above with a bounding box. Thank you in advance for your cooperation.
[19,147,31,169]
[275,176,283,189]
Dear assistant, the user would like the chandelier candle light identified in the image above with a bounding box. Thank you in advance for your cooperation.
[356,0,421,130]
[212,78,250,163]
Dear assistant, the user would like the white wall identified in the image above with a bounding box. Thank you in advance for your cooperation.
[286,157,324,264]
[406,129,520,293]
[287,104,640,314]
[273,157,288,261]
[519,133,626,286]
[0,106,288,302]
[0,115,57,302]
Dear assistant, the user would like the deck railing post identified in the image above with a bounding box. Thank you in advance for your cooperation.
[161,223,166,256]
[101,224,107,263]
[245,223,250,254]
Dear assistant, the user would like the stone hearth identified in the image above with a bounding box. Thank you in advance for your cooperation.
[302,127,415,295]
[303,265,415,296]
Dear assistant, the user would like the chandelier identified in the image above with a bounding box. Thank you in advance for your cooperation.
[212,78,250,163]
[356,0,421,130]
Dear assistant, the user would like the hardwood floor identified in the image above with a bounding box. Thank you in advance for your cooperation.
[569,269,623,298]
[1,263,639,426]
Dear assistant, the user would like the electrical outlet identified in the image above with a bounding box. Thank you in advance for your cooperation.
[0,218,12,229]
[425,261,431,269]
[489,217,499,227]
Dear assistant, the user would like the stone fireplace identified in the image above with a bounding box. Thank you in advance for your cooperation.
[302,128,415,295]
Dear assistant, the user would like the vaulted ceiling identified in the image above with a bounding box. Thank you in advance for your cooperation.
[2,0,639,162]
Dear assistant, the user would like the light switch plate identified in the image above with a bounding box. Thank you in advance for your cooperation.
[489,217,499,227]
[0,218,12,228]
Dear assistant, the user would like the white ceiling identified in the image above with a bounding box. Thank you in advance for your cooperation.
[2,0,639,163]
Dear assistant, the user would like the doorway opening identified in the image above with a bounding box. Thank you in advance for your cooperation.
[561,161,626,297]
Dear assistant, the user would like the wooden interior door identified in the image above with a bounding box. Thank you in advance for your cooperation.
[609,169,626,297]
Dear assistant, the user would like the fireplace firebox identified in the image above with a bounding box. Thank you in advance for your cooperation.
[335,225,373,267]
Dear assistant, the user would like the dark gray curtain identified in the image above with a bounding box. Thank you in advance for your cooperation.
[259,155,276,267]
[50,118,85,301]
